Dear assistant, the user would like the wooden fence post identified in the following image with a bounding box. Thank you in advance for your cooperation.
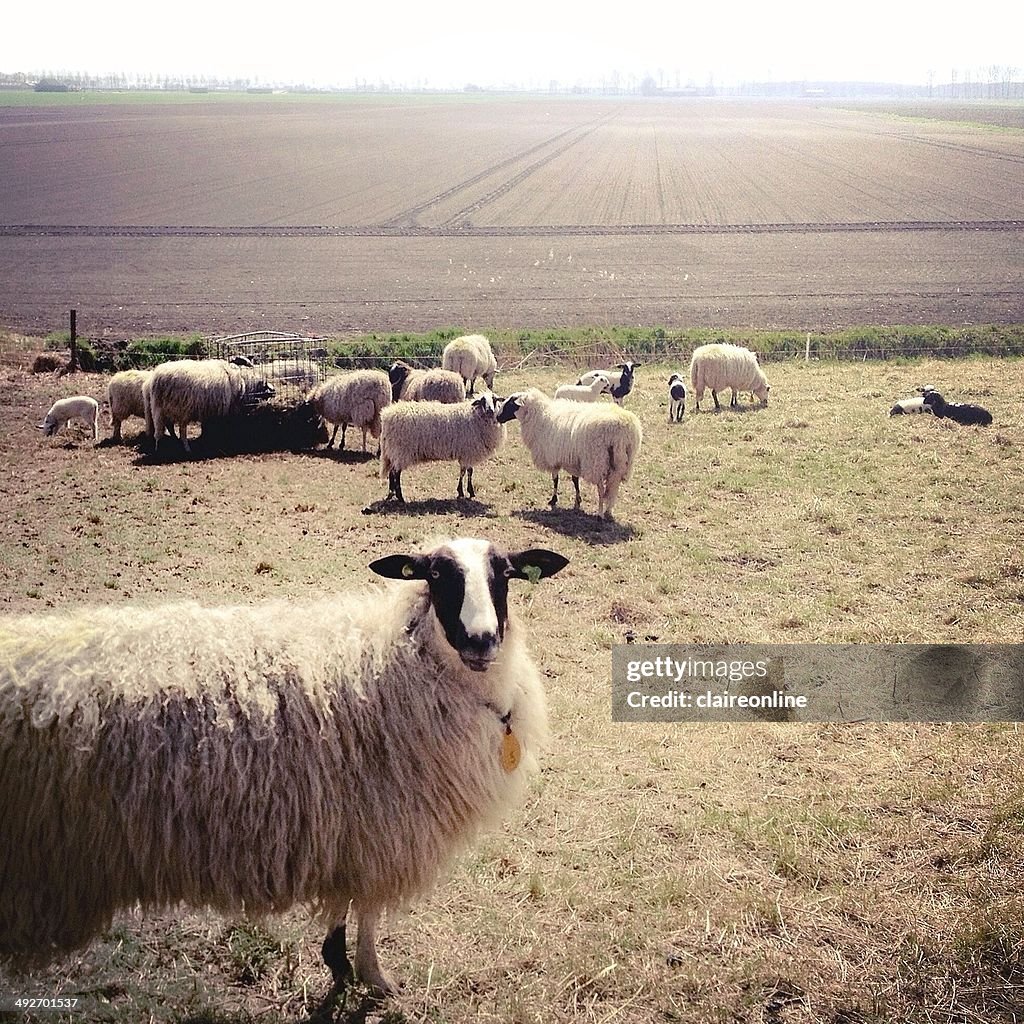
[69,309,78,372]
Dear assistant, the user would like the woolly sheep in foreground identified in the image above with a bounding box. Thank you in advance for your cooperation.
[388,361,466,403]
[441,334,497,395]
[144,358,273,453]
[378,393,506,503]
[497,388,642,519]
[553,373,611,402]
[577,361,642,405]
[921,389,993,426]
[308,370,392,451]
[668,373,687,422]
[37,395,99,440]
[0,537,568,996]
[689,343,769,411]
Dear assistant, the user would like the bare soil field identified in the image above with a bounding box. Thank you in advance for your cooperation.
[0,96,1021,335]
[1,340,1023,1023]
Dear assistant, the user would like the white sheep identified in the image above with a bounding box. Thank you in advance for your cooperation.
[144,359,273,454]
[668,373,686,422]
[441,334,497,395]
[497,388,642,519]
[106,369,154,441]
[0,536,569,996]
[689,344,769,411]
[577,361,641,406]
[388,361,466,403]
[554,374,611,402]
[889,397,933,416]
[308,370,392,451]
[37,395,99,441]
[378,393,506,503]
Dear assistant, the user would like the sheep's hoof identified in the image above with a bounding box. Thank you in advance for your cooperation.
[356,965,400,1000]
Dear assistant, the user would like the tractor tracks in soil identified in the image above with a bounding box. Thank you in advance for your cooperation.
[2,221,1022,239]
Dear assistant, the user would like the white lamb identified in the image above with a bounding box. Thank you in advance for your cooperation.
[308,370,392,451]
[497,388,642,519]
[689,343,769,411]
[0,536,569,997]
[441,334,497,395]
[37,396,99,440]
[554,374,611,402]
[378,393,506,503]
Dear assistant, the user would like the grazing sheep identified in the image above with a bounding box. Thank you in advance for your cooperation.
[379,393,506,503]
[144,359,273,454]
[388,361,466,404]
[554,374,611,402]
[889,397,934,416]
[689,344,769,411]
[668,373,687,422]
[0,536,569,996]
[921,390,993,426]
[578,361,641,406]
[107,369,155,440]
[308,370,392,451]
[37,395,99,440]
[441,334,497,395]
[497,388,642,519]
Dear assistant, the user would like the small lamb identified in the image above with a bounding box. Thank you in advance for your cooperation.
[554,374,610,402]
[668,374,686,422]
[37,396,100,440]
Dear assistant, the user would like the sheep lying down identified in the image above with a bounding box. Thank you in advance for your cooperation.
[0,537,568,997]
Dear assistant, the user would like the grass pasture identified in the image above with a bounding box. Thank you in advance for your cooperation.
[1,341,1023,1023]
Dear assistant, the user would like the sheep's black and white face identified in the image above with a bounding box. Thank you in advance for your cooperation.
[370,539,568,671]
[495,394,524,424]
[472,393,499,418]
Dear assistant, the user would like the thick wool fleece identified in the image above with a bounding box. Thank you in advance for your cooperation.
[0,583,546,964]
[689,343,769,403]
[310,371,392,440]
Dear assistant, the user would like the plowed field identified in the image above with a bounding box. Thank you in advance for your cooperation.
[0,96,1021,334]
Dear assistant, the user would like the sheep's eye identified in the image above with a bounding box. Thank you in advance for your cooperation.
[430,569,441,580]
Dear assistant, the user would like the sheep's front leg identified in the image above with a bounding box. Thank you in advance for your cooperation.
[571,475,582,510]
[180,422,191,453]
[321,914,353,987]
[712,390,721,411]
[327,422,340,448]
[466,466,475,498]
[354,907,398,997]
[549,472,560,507]
[387,470,406,504]
[339,423,348,450]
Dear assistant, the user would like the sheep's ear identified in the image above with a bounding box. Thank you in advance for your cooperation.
[508,549,569,583]
[370,554,430,580]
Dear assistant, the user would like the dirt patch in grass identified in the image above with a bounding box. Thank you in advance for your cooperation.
[2,342,1023,1022]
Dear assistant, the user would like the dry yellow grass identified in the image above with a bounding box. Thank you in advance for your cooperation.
[1,345,1022,1022]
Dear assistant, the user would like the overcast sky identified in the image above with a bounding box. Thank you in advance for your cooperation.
[5,0,1022,88]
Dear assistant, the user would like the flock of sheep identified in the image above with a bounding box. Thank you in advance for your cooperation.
[33,337,784,522]
[12,333,1001,1002]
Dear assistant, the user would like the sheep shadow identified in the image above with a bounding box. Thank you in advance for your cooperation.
[299,447,378,465]
[361,496,495,518]
[693,402,768,416]
[513,507,636,545]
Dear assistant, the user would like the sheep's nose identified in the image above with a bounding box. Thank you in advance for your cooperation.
[460,632,498,671]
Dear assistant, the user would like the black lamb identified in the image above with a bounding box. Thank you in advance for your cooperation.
[921,390,993,426]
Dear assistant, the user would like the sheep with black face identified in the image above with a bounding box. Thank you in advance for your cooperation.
[0,537,569,998]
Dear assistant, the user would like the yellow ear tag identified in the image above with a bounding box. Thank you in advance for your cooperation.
[500,726,522,773]
[522,564,542,585]
[401,563,415,578]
